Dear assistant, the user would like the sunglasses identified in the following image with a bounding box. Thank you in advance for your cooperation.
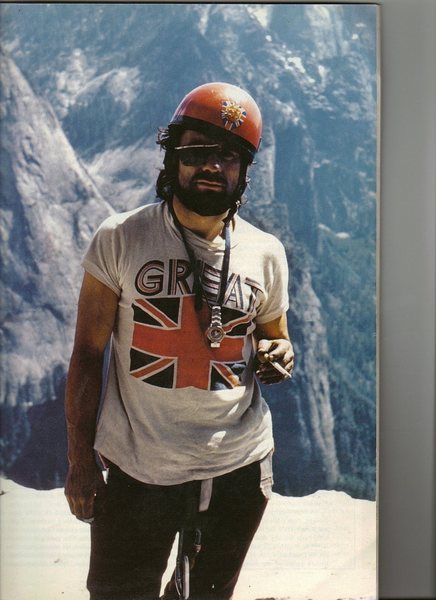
[174,144,241,167]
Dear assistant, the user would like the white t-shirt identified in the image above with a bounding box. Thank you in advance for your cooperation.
[82,201,289,485]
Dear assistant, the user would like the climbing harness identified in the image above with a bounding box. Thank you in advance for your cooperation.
[174,479,213,599]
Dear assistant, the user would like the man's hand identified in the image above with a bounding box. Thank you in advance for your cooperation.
[256,338,294,384]
[64,461,106,523]
[64,273,118,523]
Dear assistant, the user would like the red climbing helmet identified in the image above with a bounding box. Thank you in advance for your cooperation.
[169,82,262,161]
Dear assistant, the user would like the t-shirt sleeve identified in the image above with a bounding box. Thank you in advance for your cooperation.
[81,215,123,296]
[255,237,289,324]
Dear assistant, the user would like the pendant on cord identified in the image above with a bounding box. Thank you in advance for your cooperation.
[206,306,225,348]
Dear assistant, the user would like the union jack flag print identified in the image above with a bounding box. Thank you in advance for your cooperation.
[130,295,252,390]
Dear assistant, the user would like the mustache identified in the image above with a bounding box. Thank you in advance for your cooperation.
[192,172,227,185]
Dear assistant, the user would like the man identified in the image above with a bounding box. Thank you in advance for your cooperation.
[65,82,294,600]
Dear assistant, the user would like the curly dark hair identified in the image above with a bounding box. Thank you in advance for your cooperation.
[155,126,183,201]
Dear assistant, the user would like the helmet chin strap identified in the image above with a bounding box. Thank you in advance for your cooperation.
[224,163,249,222]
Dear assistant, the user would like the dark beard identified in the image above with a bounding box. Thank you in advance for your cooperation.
[173,179,237,217]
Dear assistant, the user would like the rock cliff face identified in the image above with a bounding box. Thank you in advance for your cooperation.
[0,53,113,483]
[1,4,377,497]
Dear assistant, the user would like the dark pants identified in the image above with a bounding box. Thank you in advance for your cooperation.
[87,460,270,600]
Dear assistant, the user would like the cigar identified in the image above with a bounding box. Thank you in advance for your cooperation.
[267,357,292,379]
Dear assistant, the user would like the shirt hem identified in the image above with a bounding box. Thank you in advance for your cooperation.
[95,444,275,486]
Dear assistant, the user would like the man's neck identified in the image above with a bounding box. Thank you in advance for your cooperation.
[171,196,229,241]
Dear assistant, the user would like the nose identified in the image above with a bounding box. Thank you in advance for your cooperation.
[203,152,223,171]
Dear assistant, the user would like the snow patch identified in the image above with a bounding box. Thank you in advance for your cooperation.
[247,5,270,28]
[106,67,141,111]
[55,49,96,117]
[197,4,211,36]
[318,64,329,84]
[314,158,332,168]
[55,51,141,116]
[318,223,351,240]
[0,478,375,600]
[287,56,306,74]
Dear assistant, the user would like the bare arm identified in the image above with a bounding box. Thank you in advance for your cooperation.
[254,313,295,384]
[64,272,119,520]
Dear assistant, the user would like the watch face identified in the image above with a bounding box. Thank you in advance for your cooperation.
[206,324,225,347]
[206,305,226,347]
